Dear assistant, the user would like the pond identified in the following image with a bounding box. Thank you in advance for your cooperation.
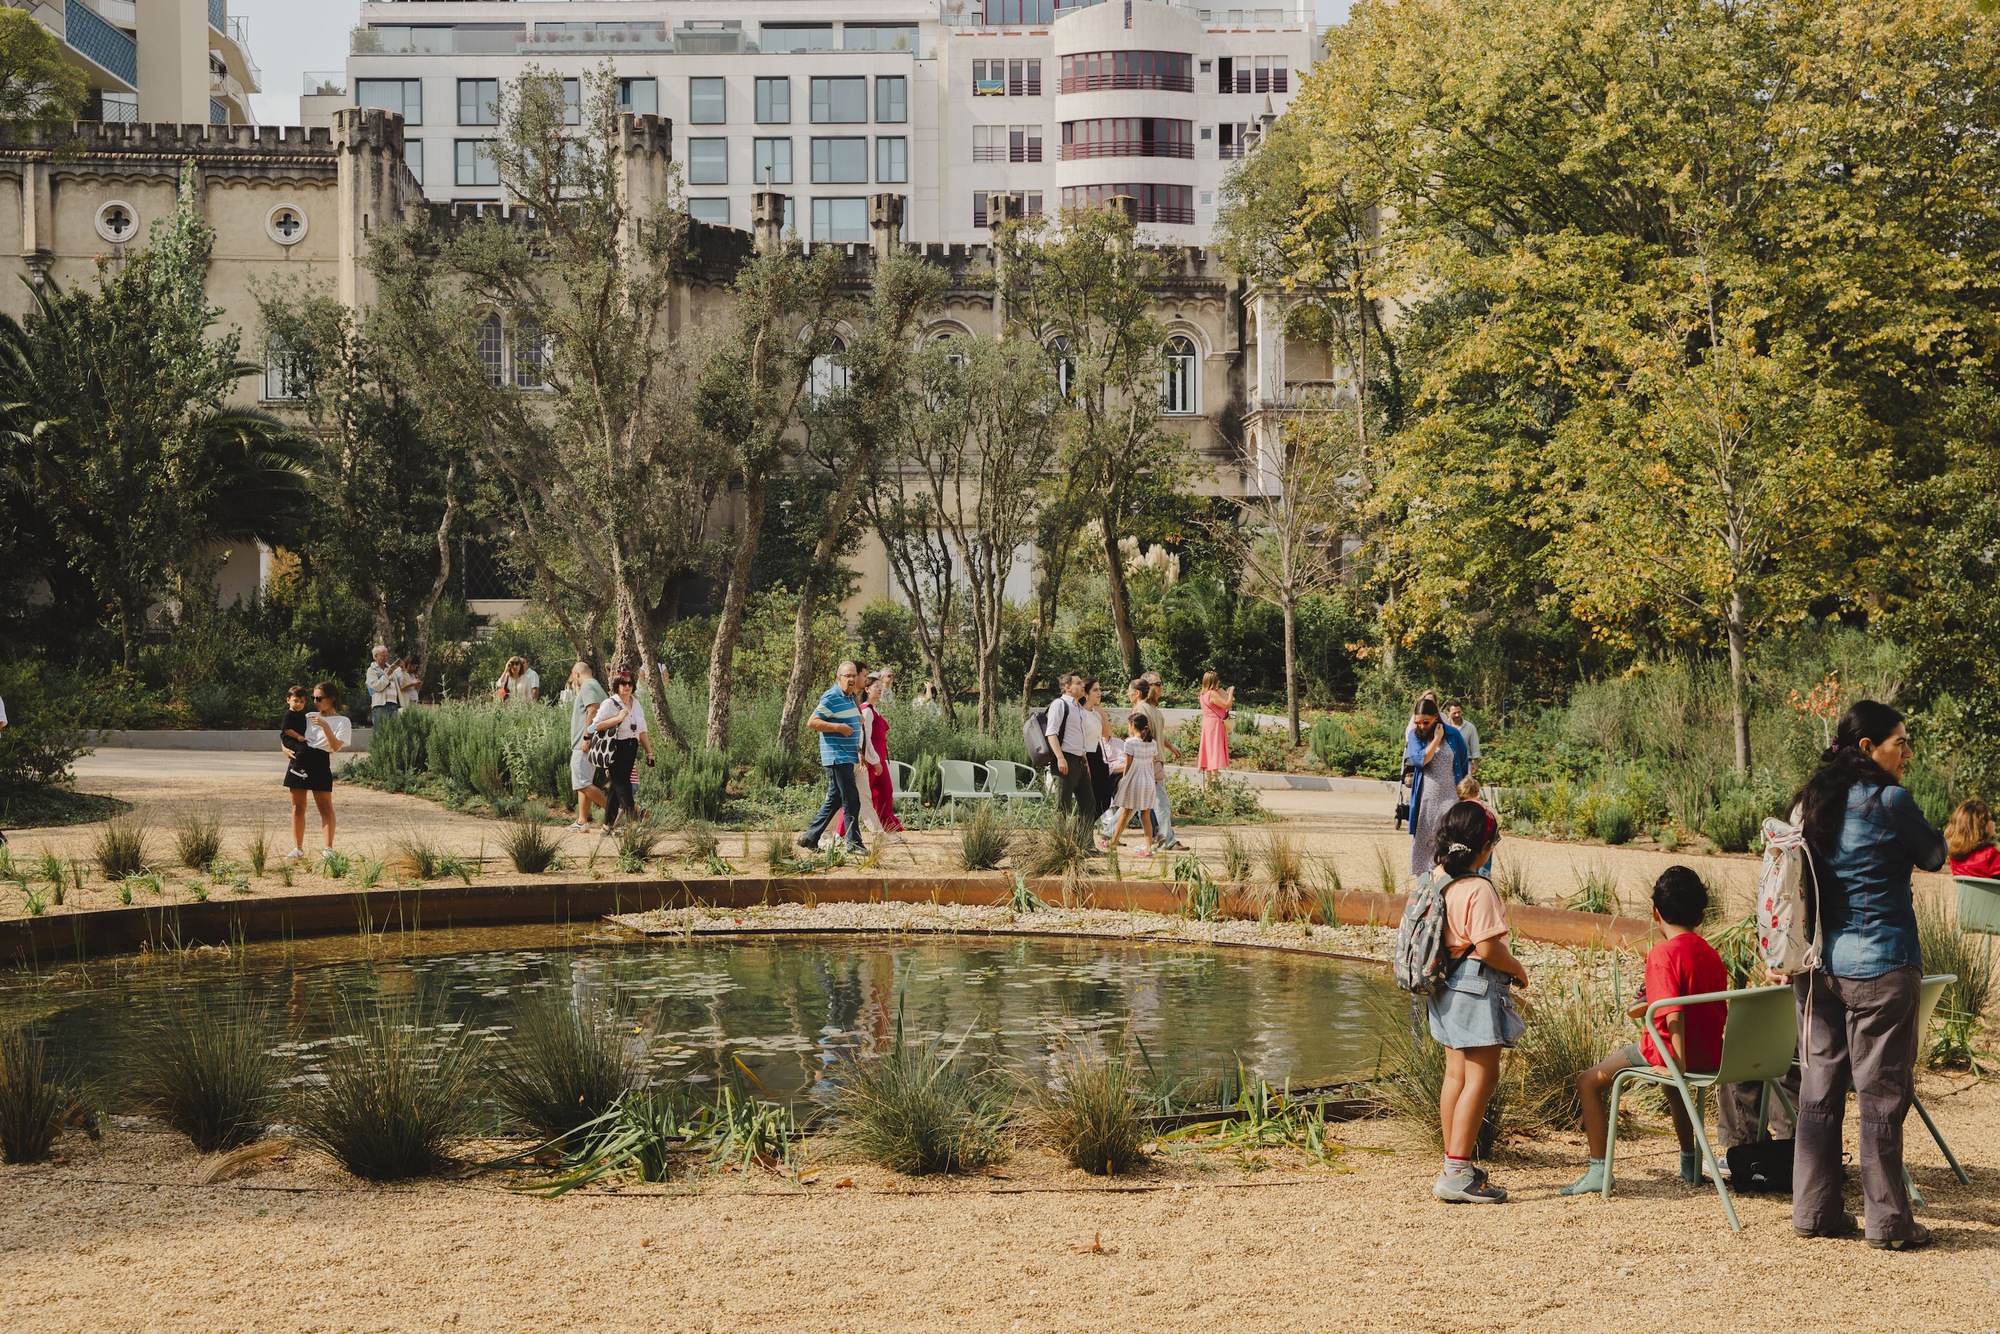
[0,927,1404,1111]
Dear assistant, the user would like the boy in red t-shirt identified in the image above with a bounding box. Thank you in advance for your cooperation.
[1561,866,1729,1195]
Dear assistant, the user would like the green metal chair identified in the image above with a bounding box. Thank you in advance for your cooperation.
[1602,983,1797,1231]
[1905,972,1972,1207]
[1951,875,2000,935]
[887,760,922,813]
[982,760,1046,805]
[937,760,992,814]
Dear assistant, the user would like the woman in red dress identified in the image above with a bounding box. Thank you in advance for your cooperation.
[836,673,906,840]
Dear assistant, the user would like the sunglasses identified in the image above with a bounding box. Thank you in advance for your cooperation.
[311,694,327,702]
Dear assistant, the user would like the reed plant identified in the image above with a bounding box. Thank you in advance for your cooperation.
[490,997,637,1143]
[131,1008,281,1153]
[0,1026,76,1164]
[1020,820,1088,880]
[500,814,561,875]
[173,810,223,871]
[1250,831,1306,922]
[681,820,721,866]
[828,1022,1008,1176]
[1507,965,1626,1131]
[1169,853,1221,922]
[1369,1003,1505,1157]
[93,816,150,880]
[292,1007,474,1180]
[1022,1049,1149,1176]
[1221,831,1253,882]
[245,829,269,877]
[1492,859,1533,905]
[614,818,662,872]
[1564,867,1621,917]
[1374,843,1399,894]
[958,802,1011,871]
[393,831,443,880]
[1307,859,1344,928]
[1917,895,1995,1068]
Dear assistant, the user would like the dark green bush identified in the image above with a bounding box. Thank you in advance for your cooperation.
[672,748,730,822]
[1596,801,1636,846]
[292,1007,474,1180]
[131,1009,281,1153]
[1701,794,1763,854]
[491,998,637,1143]
[0,660,93,806]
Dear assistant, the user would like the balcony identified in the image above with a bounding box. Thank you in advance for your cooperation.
[304,72,346,98]
[1265,380,1348,411]
[1059,74,1197,94]
[64,0,137,87]
[1060,141,1194,160]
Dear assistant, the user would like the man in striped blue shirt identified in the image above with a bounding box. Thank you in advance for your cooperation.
[798,659,867,853]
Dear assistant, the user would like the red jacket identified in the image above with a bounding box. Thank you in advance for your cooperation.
[1951,844,2000,880]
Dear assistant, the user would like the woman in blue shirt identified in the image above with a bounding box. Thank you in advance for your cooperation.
[1790,700,1946,1251]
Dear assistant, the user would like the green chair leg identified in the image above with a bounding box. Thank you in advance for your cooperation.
[1914,1094,1971,1186]
[1601,1070,1630,1200]
[1688,1099,1740,1232]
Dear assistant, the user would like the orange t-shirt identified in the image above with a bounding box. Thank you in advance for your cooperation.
[1441,875,1509,951]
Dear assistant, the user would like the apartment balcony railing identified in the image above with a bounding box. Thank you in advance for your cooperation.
[1263,380,1348,411]
[1059,73,1196,94]
[65,0,138,86]
[1218,142,1250,160]
[1060,141,1194,160]
[304,72,347,97]
[974,145,1044,162]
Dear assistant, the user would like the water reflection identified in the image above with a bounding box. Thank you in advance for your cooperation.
[3,933,1398,1111]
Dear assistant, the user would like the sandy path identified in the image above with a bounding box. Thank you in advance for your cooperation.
[4,1074,1996,1333]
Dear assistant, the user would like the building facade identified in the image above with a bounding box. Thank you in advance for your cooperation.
[22,0,261,125]
[315,0,1315,245]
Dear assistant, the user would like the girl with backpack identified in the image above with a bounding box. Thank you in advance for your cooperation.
[1422,800,1530,1203]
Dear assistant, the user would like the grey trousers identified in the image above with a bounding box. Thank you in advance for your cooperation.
[1717,1068,1799,1150]
[1792,966,1921,1241]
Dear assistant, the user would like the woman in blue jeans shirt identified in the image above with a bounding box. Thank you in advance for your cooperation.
[1790,700,1946,1251]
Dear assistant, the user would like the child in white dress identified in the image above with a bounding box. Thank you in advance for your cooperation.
[1102,713,1161,856]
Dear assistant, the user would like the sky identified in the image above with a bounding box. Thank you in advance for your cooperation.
[242,0,1355,126]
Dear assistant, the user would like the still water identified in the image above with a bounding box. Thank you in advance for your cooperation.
[2,927,1402,1110]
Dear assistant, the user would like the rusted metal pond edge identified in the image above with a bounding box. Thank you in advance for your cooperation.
[0,875,1653,969]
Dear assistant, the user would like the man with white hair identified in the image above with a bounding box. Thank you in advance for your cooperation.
[365,646,400,731]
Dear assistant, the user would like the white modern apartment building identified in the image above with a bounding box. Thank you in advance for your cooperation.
[24,0,260,125]
[316,0,1316,244]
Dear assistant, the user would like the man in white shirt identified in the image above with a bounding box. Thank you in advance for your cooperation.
[365,646,400,730]
[1045,673,1097,849]
[1447,702,1482,776]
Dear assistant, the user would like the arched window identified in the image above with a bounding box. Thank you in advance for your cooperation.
[934,330,969,369]
[1160,334,1197,414]
[513,320,549,391]
[810,336,849,401]
[477,314,506,387]
[1048,335,1075,398]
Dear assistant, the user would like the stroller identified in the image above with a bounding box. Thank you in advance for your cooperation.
[1394,761,1415,831]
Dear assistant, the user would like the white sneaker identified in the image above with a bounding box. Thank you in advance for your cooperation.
[285,848,305,861]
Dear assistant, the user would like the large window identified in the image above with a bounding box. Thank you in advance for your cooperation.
[454,139,499,187]
[875,76,906,124]
[513,322,550,391]
[811,137,869,185]
[457,79,499,126]
[1060,118,1194,160]
[810,336,849,400]
[1060,51,1194,94]
[810,197,868,243]
[983,0,1055,22]
[687,138,729,185]
[755,77,791,124]
[1217,56,1289,95]
[762,24,834,53]
[876,137,907,183]
[688,198,731,226]
[561,78,581,124]
[810,76,867,123]
[754,137,793,186]
[264,341,306,401]
[973,125,1040,162]
[689,77,726,124]
[403,139,425,185]
[356,78,422,125]
[844,25,917,52]
[476,314,505,386]
[1059,183,1195,225]
[1160,335,1197,414]
[617,78,659,116]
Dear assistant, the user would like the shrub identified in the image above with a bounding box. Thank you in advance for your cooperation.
[1508,970,1625,1131]
[491,998,637,1143]
[0,660,95,809]
[173,809,223,871]
[1596,801,1637,846]
[828,1031,1008,1175]
[0,1027,78,1164]
[1021,820,1088,880]
[1564,868,1621,916]
[130,1009,281,1153]
[1165,774,1267,825]
[500,814,561,874]
[1023,1050,1148,1176]
[1250,831,1306,921]
[1306,713,1403,780]
[1701,791,1764,854]
[292,1007,474,1180]
[958,802,1011,871]
[671,748,729,822]
[93,817,150,880]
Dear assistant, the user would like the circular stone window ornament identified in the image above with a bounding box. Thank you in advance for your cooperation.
[94,200,138,244]
[265,203,308,246]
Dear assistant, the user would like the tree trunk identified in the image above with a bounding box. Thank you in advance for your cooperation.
[409,469,459,690]
[777,454,876,747]
[705,470,767,752]
[1726,591,1751,781]
[1099,507,1142,681]
[117,600,137,672]
[1283,597,1301,745]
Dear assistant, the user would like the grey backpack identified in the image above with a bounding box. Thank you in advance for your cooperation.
[1394,869,1467,996]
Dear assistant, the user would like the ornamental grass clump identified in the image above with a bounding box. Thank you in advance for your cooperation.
[491,997,637,1144]
[958,802,1011,871]
[173,809,223,871]
[131,1008,281,1153]
[828,1022,1008,1176]
[1023,1049,1149,1176]
[0,1026,82,1164]
[1917,895,1996,1069]
[1020,819,1087,880]
[1508,966,1626,1131]
[1370,1002,1505,1157]
[93,816,150,880]
[1250,831,1306,922]
[614,817,662,872]
[292,1007,474,1180]
[500,813,561,875]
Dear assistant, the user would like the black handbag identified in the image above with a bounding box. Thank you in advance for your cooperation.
[1725,1137,1794,1194]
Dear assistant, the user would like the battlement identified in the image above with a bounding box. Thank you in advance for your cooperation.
[617,113,674,160]
[0,121,338,158]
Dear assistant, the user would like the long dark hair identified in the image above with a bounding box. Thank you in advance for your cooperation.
[1795,700,1904,852]
[1433,800,1497,878]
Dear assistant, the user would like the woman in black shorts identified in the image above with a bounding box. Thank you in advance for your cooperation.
[285,682,352,861]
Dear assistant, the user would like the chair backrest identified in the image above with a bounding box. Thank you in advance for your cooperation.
[1710,984,1799,1086]
[987,761,1031,795]
[889,760,915,796]
[938,759,985,796]
[1917,973,1957,1037]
